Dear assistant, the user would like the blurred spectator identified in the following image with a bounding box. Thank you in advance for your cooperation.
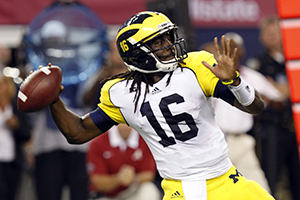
[25,4,103,200]
[29,21,91,200]
[87,124,161,200]
[21,1,110,199]
[201,32,283,193]
[32,107,89,200]
[246,16,300,200]
[0,73,32,200]
[0,44,11,71]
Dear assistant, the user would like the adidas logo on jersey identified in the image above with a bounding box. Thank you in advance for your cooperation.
[151,87,161,95]
[245,85,250,93]
[171,191,183,199]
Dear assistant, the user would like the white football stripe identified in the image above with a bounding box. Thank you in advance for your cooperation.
[18,91,28,102]
[40,67,51,75]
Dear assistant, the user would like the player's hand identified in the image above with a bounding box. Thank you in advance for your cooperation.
[117,165,135,186]
[202,35,238,82]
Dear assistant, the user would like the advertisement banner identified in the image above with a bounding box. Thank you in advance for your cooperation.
[0,0,277,28]
[189,0,277,28]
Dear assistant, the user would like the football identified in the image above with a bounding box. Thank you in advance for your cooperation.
[17,64,62,112]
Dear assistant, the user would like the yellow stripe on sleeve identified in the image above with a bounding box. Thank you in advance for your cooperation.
[98,78,127,124]
[182,51,219,97]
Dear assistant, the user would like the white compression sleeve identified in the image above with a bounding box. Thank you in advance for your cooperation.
[228,77,255,106]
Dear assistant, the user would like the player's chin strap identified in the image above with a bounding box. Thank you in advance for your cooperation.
[228,77,255,106]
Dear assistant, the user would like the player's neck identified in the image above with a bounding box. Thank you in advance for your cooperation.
[152,72,168,83]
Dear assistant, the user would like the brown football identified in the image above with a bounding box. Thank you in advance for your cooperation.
[17,65,62,112]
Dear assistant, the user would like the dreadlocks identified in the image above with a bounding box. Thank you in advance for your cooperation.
[100,69,177,112]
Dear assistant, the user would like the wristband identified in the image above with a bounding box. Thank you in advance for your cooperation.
[228,77,255,106]
[222,71,240,85]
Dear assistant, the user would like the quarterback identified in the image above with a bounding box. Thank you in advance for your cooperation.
[49,11,275,200]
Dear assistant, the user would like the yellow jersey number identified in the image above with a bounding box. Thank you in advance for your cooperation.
[120,40,129,52]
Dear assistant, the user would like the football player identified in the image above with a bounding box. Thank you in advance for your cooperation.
[49,11,275,200]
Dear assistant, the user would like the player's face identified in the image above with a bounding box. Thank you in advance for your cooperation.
[148,34,176,61]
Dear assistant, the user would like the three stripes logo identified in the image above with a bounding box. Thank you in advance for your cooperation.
[171,191,183,199]
[151,87,162,95]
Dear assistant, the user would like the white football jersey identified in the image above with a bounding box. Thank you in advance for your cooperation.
[96,51,232,181]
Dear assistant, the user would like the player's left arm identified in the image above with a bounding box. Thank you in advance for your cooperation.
[214,79,264,114]
[232,86,265,114]
[203,35,265,114]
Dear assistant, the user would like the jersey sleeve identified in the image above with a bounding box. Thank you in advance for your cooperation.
[89,108,118,133]
[97,78,127,124]
[183,51,219,97]
[213,80,235,105]
[183,51,235,105]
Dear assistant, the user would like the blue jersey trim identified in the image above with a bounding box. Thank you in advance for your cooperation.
[214,80,235,105]
[90,107,118,133]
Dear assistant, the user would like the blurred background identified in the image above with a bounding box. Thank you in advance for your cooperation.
[0,0,277,64]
